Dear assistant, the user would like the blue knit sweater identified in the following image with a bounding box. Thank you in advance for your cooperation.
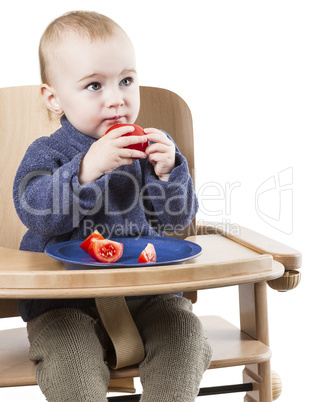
[13,116,198,321]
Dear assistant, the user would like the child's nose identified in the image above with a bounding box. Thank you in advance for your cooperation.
[105,88,124,108]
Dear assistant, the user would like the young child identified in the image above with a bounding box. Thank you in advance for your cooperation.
[13,11,212,402]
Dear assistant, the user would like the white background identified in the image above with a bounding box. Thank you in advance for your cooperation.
[0,1,310,401]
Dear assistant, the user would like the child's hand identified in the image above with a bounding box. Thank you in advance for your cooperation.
[144,128,176,181]
[79,125,148,184]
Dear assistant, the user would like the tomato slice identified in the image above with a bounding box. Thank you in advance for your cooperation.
[138,243,157,263]
[88,239,124,263]
[80,230,104,253]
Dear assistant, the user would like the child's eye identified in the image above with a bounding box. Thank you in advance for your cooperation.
[120,77,133,87]
[86,82,102,91]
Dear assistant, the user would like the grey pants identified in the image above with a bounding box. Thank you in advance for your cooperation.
[27,294,212,402]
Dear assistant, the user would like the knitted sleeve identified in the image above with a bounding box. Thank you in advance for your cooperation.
[13,136,106,237]
[141,133,198,233]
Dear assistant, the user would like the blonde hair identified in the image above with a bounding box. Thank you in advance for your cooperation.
[39,11,123,84]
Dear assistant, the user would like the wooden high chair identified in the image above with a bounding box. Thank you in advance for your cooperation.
[0,85,302,401]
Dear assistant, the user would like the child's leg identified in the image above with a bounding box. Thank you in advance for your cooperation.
[27,307,110,402]
[128,295,212,402]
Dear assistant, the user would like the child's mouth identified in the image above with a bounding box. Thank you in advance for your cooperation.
[105,116,124,125]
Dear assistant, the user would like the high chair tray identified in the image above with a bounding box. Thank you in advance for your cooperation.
[0,234,284,298]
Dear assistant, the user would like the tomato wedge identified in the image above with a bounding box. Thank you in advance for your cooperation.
[138,243,157,263]
[88,239,124,263]
[79,230,104,253]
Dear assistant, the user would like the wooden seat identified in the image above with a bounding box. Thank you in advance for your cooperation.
[0,85,302,401]
[0,316,271,387]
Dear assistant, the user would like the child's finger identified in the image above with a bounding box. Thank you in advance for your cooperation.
[119,147,147,160]
[144,128,172,145]
[145,142,168,155]
[119,134,148,148]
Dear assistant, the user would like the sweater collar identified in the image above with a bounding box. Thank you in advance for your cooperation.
[60,115,97,148]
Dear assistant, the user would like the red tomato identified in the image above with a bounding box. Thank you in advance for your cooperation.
[138,243,157,263]
[105,123,148,154]
[88,239,124,263]
[80,230,104,253]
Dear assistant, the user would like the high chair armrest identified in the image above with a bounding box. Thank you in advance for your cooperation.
[196,221,302,270]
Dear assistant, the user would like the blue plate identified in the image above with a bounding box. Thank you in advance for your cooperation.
[45,236,202,270]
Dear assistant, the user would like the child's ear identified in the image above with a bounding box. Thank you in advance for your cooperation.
[40,84,63,115]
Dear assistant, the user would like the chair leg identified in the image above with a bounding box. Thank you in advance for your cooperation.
[239,282,272,402]
[243,362,272,402]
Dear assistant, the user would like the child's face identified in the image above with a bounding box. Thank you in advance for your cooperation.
[45,31,140,138]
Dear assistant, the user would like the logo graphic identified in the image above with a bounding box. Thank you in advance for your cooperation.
[255,167,293,234]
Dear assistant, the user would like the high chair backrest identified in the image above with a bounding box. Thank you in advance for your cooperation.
[0,85,195,251]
